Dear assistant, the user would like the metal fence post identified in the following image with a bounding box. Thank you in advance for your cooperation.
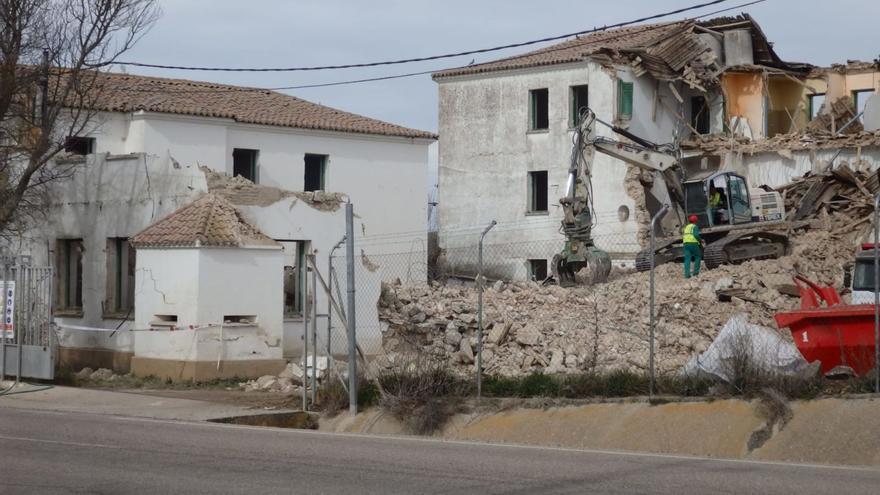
[302,264,310,412]
[310,260,318,405]
[649,205,670,398]
[874,194,879,394]
[476,220,496,400]
[328,236,346,360]
[1,262,8,383]
[345,203,358,415]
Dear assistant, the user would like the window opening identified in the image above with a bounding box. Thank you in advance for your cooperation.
[304,154,327,192]
[528,171,548,212]
[528,259,548,281]
[617,81,633,120]
[530,88,549,130]
[56,239,84,311]
[64,136,95,155]
[690,96,710,134]
[232,148,258,182]
[570,85,589,127]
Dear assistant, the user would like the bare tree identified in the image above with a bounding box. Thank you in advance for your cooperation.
[0,0,159,238]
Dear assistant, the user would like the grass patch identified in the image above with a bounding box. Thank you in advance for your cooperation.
[318,374,379,417]
[55,367,244,390]
[375,359,471,435]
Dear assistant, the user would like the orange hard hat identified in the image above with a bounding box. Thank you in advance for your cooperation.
[688,215,698,223]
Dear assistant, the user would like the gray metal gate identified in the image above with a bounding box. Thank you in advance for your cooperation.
[2,256,54,382]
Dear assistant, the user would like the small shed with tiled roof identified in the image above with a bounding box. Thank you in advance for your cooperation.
[131,193,280,249]
[129,194,286,381]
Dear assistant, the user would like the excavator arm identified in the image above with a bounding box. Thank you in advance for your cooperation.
[552,109,684,286]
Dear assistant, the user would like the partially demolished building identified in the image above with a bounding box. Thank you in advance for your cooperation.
[433,14,879,278]
[4,72,436,379]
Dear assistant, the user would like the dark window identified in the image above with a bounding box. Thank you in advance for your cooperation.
[56,239,84,311]
[232,148,258,182]
[530,88,549,130]
[282,241,307,317]
[808,93,825,120]
[570,85,589,127]
[617,81,633,120]
[304,154,327,192]
[105,238,135,315]
[690,96,710,134]
[528,259,548,281]
[64,136,95,155]
[853,259,877,291]
[528,171,548,213]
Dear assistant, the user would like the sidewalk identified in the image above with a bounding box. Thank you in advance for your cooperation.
[0,382,288,421]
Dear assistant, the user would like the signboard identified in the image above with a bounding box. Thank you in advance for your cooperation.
[2,281,14,340]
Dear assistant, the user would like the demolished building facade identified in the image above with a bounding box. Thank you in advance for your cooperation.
[433,14,879,279]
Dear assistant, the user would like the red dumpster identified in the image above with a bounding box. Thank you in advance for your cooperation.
[774,276,877,376]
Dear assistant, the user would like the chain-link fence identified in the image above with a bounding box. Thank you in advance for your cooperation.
[327,228,643,359]
[319,218,864,408]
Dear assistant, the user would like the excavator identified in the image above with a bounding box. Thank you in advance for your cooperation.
[551,108,790,286]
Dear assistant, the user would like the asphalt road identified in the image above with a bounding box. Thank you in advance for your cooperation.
[1,407,879,494]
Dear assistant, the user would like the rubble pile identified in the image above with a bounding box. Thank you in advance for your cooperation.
[239,362,304,394]
[778,164,880,240]
[805,96,863,135]
[682,129,880,155]
[75,367,117,381]
[378,230,857,377]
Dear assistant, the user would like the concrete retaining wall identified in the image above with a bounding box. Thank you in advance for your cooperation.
[322,396,880,467]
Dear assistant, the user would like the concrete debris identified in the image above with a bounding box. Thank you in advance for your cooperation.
[278,362,304,381]
[75,367,94,380]
[202,167,345,211]
[240,374,301,394]
[681,129,880,155]
[89,368,115,381]
[239,362,306,393]
[361,249,380,272]
[378,230,857,377]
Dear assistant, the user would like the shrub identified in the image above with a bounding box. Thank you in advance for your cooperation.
[318,374,378,416]
[376,359,470,435]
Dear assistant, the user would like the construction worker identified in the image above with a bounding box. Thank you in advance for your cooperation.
[682,214,703,278]
[709,184,725,224]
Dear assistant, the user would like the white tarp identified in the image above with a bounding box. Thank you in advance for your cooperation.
[683,313,811,382]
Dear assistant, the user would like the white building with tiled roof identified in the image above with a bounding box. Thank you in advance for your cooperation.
[7,72,435,376]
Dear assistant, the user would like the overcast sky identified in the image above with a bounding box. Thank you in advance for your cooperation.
[119,0,880,133]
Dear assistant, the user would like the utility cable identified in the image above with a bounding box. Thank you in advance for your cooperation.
[108,0,766,95]
[113,0,738,72]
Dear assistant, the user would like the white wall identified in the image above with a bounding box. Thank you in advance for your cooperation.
[82,111,432,257]
[133,247,284,363]
[16,153,206,354]
[719,146,880,188]
[237,195,384,357]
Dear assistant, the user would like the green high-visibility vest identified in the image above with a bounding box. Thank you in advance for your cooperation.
[683,223,699,244]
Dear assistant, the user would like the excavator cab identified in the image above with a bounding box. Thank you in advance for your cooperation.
[683,172,753,228]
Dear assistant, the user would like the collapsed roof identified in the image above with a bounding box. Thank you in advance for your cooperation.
[433,14,811,90]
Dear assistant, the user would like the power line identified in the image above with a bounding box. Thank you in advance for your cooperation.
[113,0,736,72]
[110,0,766,95]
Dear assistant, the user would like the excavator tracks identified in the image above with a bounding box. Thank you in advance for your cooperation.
[635,238,682,272]
[702,231,790,269]
[635,231,790,271]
